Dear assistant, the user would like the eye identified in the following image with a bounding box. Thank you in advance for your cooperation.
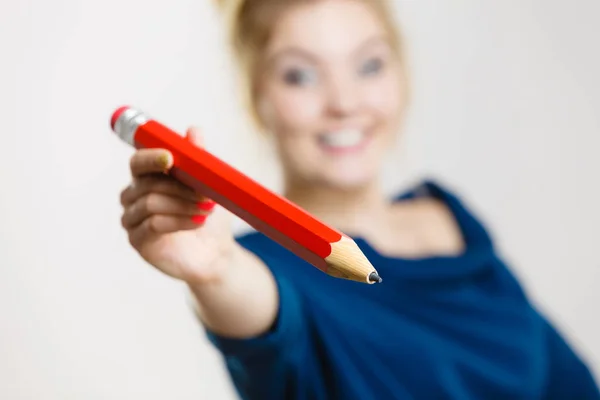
[282,67,318,87]
[359,57,384,77]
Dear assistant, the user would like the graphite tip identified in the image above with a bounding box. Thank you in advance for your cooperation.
[368,271,383,284]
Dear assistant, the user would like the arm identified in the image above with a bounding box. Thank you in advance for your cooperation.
[542,320,600,399]
[122,141,280,339]
[121,138,312,398]
[188,243,280,338]
[190,248,316,400]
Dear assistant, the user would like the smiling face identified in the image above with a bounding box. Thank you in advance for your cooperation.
[254,0,407,190]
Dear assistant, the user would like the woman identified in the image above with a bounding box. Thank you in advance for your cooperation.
[118,0,599,398]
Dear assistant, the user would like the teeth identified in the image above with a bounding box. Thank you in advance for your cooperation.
[320,130,364,148]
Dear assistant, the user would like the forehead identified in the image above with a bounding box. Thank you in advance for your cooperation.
[266,0,388,59]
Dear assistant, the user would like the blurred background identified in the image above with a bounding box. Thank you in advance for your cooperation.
[1,0,598,398]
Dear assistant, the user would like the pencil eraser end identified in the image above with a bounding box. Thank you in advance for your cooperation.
[111,106,130,131]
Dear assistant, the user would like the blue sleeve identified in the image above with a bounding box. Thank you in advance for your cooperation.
[542,320,600,399]
[204,267,312,400]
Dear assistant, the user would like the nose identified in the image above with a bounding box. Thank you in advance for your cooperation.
[326,73,361,117]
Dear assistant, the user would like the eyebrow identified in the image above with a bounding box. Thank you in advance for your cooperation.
[265,47,321,69]
[264,34,391,69]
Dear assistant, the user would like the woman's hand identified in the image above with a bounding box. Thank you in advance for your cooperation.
[119,127,236,285]
[119,126,279,338]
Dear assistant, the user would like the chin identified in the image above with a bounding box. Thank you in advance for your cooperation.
[285,143,386,191]
[319,168,379,191]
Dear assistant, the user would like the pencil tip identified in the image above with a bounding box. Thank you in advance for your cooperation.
[368,272,383,283]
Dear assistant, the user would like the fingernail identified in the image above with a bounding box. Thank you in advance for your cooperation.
[197,200,216,211]
[192,215,208,225]
[157,152,172,169]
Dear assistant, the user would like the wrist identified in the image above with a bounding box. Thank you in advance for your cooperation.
[185,240,241,291]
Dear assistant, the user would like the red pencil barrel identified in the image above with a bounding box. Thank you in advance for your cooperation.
[133,119,342,261]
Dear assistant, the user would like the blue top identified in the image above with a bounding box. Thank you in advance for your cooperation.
[206,180,599,399]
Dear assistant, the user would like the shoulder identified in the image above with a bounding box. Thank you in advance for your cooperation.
[391,195,466,255]
[391,179,495,252]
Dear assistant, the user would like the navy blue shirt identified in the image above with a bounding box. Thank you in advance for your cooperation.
[206,180,599,399]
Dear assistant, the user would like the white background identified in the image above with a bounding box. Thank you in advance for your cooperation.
[1,0,598,398]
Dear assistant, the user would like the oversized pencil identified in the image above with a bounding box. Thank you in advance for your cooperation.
[110,106,382,284]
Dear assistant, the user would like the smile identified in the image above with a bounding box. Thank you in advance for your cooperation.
[317,129,371,154]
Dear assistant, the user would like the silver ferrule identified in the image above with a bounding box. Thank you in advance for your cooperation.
[113,107,150,146]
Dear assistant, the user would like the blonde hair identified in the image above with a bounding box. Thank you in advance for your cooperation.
[214,0,407,129]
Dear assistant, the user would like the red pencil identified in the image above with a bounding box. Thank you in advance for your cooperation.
[110,106,381,284]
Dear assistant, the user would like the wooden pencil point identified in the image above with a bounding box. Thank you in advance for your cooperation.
[325,236,380,284]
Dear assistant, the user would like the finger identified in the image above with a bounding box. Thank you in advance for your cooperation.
[129,149,173,178]
[121,193,203,229]
[120,175,199,206]
[128,215,200,248]
[186,126,204,148]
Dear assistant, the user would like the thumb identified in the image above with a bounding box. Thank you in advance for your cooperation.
[185,126,205,148]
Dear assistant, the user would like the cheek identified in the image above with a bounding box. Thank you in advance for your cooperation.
[363,73,403,122]
[269,88,324,133]
[261,86,324,172]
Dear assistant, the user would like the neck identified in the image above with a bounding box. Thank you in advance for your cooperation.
[283,177,390,237]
